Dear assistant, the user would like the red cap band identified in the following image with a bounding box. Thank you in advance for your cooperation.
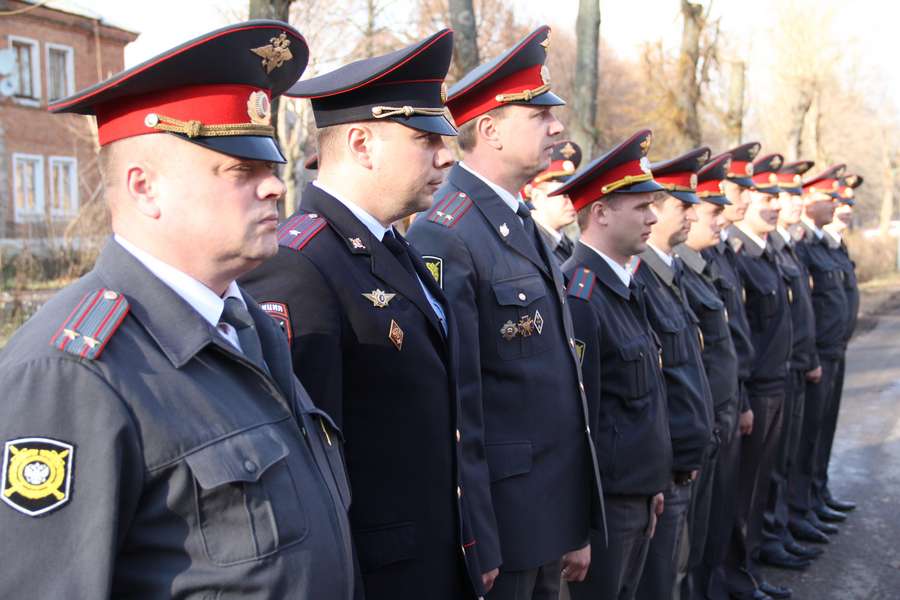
[448,64,545,126]
[569,159,646,212]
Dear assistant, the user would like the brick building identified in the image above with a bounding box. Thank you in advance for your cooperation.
[0,0,137,241]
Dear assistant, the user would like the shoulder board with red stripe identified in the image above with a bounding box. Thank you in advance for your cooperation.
[278,212,327,251]
[566,267,596,300]
[49,289,130,360]
[627,256,642,275]
[425,190,473,228]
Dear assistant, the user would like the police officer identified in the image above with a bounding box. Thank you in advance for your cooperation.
[406,27,603,600]
[0,22,354,598]
[812,174,863,516]
[789,166,849,544]
[632,148,715,600]
[671,154,742,599]
[724,153,794,600]
[559,131,672,600]
[240,31,489,599]
[699,144,759,600]
[757,160,823,569]
[523,140,583,265]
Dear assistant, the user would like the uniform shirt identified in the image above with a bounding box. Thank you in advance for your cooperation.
[563,241,672,496]
[675,244,739,425]
[823,231,859,346]
[536,222,575,266]
[634,248,714,472]
[313,181,447,334]
[727,226,793,393]
[406,162,602,573]
[769,230,818,372]
[0,239,354,599]
[794,221,849,359]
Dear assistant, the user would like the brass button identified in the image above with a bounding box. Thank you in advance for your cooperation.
[456,429,461,443]
[518,292,527,301]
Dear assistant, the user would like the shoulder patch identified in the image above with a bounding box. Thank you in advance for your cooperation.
[278,212,327,251]
[423,256,443,288]
[566,267,596,300]
[50,289,129,360]
[426,190,473,228]
[573,339,586,365]
[259,301,292,345]
[2,437,74,517]
[728,236,744,254]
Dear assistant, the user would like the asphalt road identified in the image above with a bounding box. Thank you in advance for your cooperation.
[761,301,900,599]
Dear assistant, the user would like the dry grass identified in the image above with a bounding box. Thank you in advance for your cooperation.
[846,231,898,284]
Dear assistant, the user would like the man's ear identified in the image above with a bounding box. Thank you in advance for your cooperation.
[475,114,502,151]
[124,161,161,219]
[347,124,376,169]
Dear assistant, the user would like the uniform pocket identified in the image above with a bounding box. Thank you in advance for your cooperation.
[303,406,352,510]
[485,441,533,482]
[617,340,652,401]
[354,521,418,573]
[655,315,689,367]
[186,424,309,566]
[697,295,729,343]
[491,273,551,360]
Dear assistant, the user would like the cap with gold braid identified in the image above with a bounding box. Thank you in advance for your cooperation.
[446,26,563,127]
[803,164,846,200]
[523,140,582,198]
[48,21,309,163]
[696,154,733,206]
[837,173,863,205]
[650,146,711,205]
[709,142,761,188]
[750,153,785,195]
[287,29,456,136]
[549,130,664,212]
[776,160,815,193]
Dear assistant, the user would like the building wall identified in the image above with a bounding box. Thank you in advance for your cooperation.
[0,1,136,239]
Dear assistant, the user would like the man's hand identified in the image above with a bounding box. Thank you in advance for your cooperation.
[646,492,665,538]
[806,366,823,383]
[561,544,591,582]
[739,409,754,436]
[481,568,499,593]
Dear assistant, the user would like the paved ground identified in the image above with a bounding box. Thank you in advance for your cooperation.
[760,293,900,599]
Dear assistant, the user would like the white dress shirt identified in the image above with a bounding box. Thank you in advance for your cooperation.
[735,224,768,251]
[313,181,447,334]
[114,234,246,351]
[458,161,523,220]
[648,243,674,268]
[580,240,632,287]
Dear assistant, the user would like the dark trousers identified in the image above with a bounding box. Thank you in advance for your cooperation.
[812,354,846,508]
[680,441,718,600]
[788,357,839,518]
[724,388,785,592]
[568,496,653,600]
[763,369,806,544]
[636,482,692,600]
[698,399,742,600]
[488,559,561,600]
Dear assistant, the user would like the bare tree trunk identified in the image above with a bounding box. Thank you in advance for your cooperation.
[676,0,703,147]
[448,0,479,75]
[812,88,828,166]
[570,0,601,156]
[785,88,813,161]
[725,60,745,146]
[249,0,293,145]
[879,139,896,234]
[365,0,377,58]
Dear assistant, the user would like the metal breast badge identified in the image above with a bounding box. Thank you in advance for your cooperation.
[362,289,396,308]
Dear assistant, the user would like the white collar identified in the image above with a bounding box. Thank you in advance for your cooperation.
[113,234,244,329]
[581,240,631,287]
[313,180,391,241]
[735,224,768,251]
[801,217,825,239]
[777,226,792,244]
[458,161,522,215]
[719,229,729,242]
[824,229,842,244]
[647,242,674,267]
[536,221,563,244]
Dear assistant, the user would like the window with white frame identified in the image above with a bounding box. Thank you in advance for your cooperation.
[46,43,74,102]
[49,156,78,218]
[12,153,45,222]
[8,36,40,103]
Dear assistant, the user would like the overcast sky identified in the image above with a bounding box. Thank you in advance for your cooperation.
[55,0,900,114]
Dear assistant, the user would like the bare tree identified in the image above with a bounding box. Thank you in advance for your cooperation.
[675,0,705,147]
[249,0,293,146]
[569,0,601,155]
[448,0,479,74]
[724,60,745,146]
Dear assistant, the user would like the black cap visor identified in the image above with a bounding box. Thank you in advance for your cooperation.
[392,113,458,136]
[667,190,701,205]
[616,179,666,195]
[175,133,286,163]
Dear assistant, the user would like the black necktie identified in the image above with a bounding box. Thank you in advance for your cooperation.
[383,231,417,277]
[220,297,267,372]
[559,235,574,257]
[516,202,553,270]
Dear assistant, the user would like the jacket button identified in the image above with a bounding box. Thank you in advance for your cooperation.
[243,460,258,473]
[518,292,527,301]
[456,429,461,443]
[457,486,462,498]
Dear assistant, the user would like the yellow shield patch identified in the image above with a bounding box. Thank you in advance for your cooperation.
[574,339,586,365]
[423,256,443,288]
[2,437,74,517]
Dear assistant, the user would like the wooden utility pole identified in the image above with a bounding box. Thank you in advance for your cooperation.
[570,0,601,156]
[448,0,480,76]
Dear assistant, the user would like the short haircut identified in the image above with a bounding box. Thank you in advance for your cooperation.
[456,105,511,152]
[315,124,347,169]
[576,193,625,230]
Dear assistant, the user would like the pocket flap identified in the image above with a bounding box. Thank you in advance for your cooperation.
[485,441,533,482]
[186,425,289,489]
[654,315,684,334]
[303,406,345,443]
[617,340,648,362]
[698,294,724,311]
[491,274,547,306]
[355,521,418,573]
